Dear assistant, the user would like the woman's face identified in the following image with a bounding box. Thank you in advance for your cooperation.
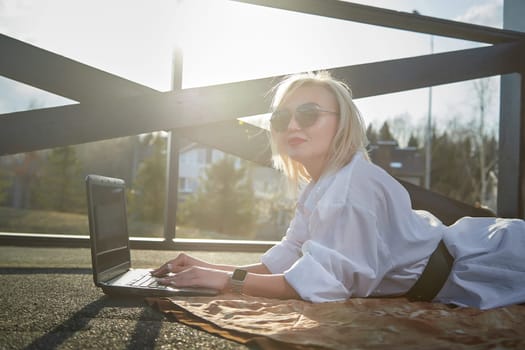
[273,84,339,180]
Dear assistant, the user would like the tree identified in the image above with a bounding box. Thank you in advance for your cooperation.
[379,121,396,142]
[128,134,167,223]
[389,113,415,147]
[10,152,40,209]
[472,78,497,206]
[179,156,256,237]
[366,124,378,145]
[428,109,498,212]
[32,146,84,213]
[407,133,419,148]
[77,134,144,185]
[431,129,478,204]
[0,168,10,205]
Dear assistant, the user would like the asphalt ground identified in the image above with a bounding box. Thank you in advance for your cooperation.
[0,246,262,350]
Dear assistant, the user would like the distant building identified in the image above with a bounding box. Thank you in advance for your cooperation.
[178,144,234,198]
[178,142,424,238]
[368,141,424,186]
[178,143,284,198]
[180,141,425,197]
[177,143,291,239]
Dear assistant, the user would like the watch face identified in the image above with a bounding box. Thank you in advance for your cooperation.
[232,269,247,281]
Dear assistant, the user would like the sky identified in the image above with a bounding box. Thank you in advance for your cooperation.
[0,0,506,146]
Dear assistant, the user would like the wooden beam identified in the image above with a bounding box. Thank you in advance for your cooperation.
[0,77,276,155]
[332,41,525,98]
[232,0,525,44]
[179,120,273,167]
[0,34,156,103]
[2,42,523,156]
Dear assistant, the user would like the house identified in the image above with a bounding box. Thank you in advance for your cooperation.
[368,141,425,186]
[177,143,292,239]
[178,143,285,197]
[178,144,231,197]
[180,140,425,200]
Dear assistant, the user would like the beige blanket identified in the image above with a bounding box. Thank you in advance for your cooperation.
[147,294,525,349]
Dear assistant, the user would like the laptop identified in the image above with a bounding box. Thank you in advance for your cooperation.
[85,174,219,297]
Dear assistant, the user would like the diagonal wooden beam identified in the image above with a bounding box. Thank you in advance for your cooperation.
[0,33,270,159]
[1,41,523,156]
[0,34,157,103]
[0,76,277,155]
[179,120,273,167]
[231,0,525,44]
[332,41,525,98]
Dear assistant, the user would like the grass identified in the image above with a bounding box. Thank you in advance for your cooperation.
[0,206,256,240]
[0,206,89,235]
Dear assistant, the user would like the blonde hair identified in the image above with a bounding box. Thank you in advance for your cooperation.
[269,71,369,189]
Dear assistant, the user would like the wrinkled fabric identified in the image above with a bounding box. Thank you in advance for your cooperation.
[261,152,525,308]
[148,294,525,350]
[437,217,525,309]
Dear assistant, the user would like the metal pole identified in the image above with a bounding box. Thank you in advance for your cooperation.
[498,0,525,218]
[163,46,184,241]
[425,34,434,190]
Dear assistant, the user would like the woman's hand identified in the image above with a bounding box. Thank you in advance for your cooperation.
[156,266,231,292]
[151,253,213,277]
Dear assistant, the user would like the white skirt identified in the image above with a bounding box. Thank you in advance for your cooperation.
[435,217,525,309]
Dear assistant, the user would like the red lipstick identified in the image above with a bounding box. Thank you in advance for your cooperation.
[287,137,306,146]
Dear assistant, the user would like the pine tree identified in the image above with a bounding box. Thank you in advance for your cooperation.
[366,124,378,145]
[33,146,84,212]
[180,156,256,237]
[379,121,396,142]
[407,133,419,148]
[128,134,166,223]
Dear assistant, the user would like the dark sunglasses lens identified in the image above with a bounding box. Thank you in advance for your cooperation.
[296,106,320,128]
[271,110,291,132]
[271,104,324,132]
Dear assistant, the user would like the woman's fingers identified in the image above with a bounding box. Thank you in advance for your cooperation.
[157,271,195,287]
[151,253,190,276]
[151,261,175,276]
[151,253,216,277]
[156,267,230,291]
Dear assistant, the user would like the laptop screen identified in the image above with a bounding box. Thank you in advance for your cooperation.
[94,186,128,253]
[86,175,131,282]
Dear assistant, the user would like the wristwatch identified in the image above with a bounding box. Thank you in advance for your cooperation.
[230,269,248,294]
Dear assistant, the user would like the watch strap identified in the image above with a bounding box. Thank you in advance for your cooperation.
[230,269,247,294]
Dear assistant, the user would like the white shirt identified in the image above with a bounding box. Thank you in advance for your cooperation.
[261,152,525,309]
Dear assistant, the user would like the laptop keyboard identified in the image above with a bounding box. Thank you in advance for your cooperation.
[127,273,166,289]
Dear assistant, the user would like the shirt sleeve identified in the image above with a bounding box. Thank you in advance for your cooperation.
[283,202,391,303]
[261,212,308,274]
[284,241,351,302]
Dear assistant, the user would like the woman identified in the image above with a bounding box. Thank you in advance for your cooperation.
[153,71,525,309]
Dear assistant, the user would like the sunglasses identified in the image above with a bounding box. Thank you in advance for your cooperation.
[270,103,338,133]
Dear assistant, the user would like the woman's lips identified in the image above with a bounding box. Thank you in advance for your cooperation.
[287,137,306,146]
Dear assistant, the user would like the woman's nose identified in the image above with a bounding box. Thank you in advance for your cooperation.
[287,114,301,131]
